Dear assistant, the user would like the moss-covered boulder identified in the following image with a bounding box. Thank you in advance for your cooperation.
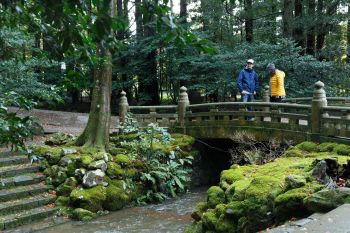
[45,132,76,146]
[190,142,350,233]
[32,145,63,165]
[103,185,129,211]
[334,144,350,156]
[44,165,67,186]
[70,208,97,221]
[55,196,70,206]
[304,188,350,213]
[56,177,78,196]
[207,186,225,208]
[70,186,107,212]
[114,154,131,166]
[296,141,319,152]
[106,162,124,178]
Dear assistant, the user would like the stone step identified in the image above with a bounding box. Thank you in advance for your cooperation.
[0,206,58,230]
[0,156,29,167]
[0,174,46,190]
[0,151,22,158]
[0,163,40,178]
[0,183,48,202]
[0,193,56,216]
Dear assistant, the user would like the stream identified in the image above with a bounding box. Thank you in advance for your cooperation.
[37,188,207,233]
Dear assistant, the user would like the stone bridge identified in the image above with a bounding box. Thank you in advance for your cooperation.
[119,81,350,145]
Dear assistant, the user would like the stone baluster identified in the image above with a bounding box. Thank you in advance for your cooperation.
[119,90,129,124]
[178,86,189,127]
[262,85,270,122]
[311,81,327,139]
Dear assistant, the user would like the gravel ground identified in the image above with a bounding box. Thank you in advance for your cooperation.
[1,108,120,152]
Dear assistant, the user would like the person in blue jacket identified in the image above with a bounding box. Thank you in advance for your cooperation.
[236,59,259,103]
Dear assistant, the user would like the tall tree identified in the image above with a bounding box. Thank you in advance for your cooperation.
[244,0,253,42]
[135,0,143,39]
[293,0,304,50]
[306,0,316,55]
[180,0,187,24]
[283,0,294,38]
[316,0,324,56]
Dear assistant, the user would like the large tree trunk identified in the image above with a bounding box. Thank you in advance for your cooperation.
[316,0,325,57]
[180,0,187,24]
[138,0,160,105]
[75,47,112,149]
[347,8,350,63]
[306,0,316,55]
[244,0,253,42]
[283,0,294,38]
[293,0,304,51]
[135,0,143,40]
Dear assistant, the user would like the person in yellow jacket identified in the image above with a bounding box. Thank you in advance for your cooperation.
[267,63,285,102]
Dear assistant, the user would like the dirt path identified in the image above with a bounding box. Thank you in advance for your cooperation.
[1,108,120,151]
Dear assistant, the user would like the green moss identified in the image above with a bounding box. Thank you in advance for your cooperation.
[56,177,78,196]
[220,169,244,186]
[125,168,138,178]
[103,176,125,189]
[207,186,225,208]
[70,208,97,221]
[103,185,129,211]
[318,142,337,152]
[285,175,306,189]
[304,188,350,213]
[115,154,131,166]
[192,202,208,221]
[334,144,350,156]
[185,221,203,233]
[296,141,319,152]
[202,209,218,230]
[70,186,107,212]
[43,165,67,186]
[244,176,283,202]
[77,146,100,155]
[80,154,94,168]
[55,196,70,206]
[31,145,62,165]
[283,148,304,158]
[108,147,127,155]
[106,162,124,178]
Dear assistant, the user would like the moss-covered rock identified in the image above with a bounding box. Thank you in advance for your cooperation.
[318,142,337,152]
[191,202,208,221]
[70,208,97,221]
[114,154,131,166]
[56,177,78,196]
[106,162,124,178]
[79,154,94,168]
[55,196,70,206]
[207,186,225,208]
[283,148,304,158]
[334,144,350,156]
[296,141,319,152]
[285,175,306,189]
[304,188,350,213]
[45,133,76,146]
[103,185,129,211]
[44,165,67,186]
[32,145,63,165]
[70,186,107,212]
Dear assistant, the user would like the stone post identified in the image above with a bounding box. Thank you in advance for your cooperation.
[119,90,129,124]
[263,85,270,113]
[311,81,327,137]
[263,85,270,102]
[178,86,189,127]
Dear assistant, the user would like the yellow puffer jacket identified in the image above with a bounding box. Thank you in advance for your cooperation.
[270,70,286,97]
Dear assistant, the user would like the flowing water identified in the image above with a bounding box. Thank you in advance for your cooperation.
[37,188,207,233]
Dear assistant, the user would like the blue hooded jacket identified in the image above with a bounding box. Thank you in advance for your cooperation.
[236,67,259,94]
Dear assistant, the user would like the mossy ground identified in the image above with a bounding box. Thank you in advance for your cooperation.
[187,142,350,233]
[32,132,197,221]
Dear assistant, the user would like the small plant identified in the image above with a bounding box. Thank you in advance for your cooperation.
[118,114,194,204]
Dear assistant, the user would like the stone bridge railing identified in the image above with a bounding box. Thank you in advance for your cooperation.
[119,81,350,144]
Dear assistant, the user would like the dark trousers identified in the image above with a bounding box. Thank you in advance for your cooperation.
[270,96,283,102]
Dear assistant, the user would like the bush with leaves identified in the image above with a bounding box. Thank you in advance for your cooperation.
[117,115,194,204]
[0,92,35,150]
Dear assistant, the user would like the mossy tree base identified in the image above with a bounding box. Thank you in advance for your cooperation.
[75,47,112,150]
